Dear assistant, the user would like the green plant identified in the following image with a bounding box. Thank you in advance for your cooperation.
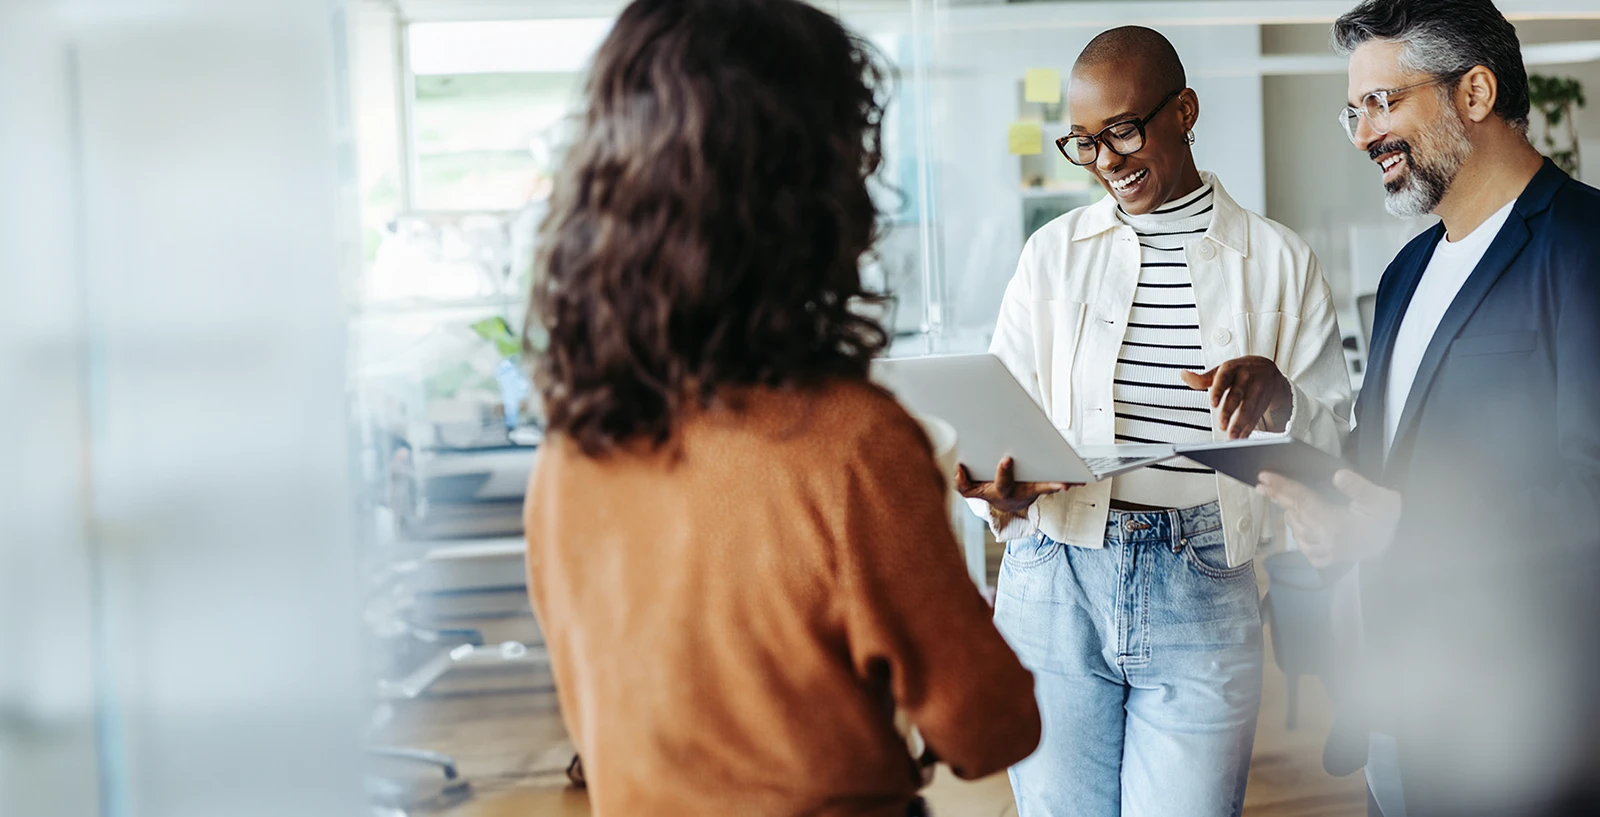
[1528,74,1586,176]
[469,316,522,358]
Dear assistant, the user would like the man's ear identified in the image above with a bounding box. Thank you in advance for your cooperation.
[1460,65,1498,124]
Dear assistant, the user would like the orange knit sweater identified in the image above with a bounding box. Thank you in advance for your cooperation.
[524,379,1040,816]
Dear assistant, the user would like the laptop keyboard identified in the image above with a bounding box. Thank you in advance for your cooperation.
[1083,455,1152,475]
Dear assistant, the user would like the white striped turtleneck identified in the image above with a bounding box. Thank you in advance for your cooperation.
[1110,182,1219,509]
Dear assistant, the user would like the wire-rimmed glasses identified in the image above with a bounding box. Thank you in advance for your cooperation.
[1337,73,1464,144]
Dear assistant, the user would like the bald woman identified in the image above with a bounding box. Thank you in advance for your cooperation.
[957,26,1352,817]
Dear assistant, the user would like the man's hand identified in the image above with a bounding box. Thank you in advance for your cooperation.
[1180,355,1293,439]
[954,457,1076,516]
[1256,469,1402,568]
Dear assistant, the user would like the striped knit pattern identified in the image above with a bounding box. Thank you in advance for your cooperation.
[1110,183,1219,509]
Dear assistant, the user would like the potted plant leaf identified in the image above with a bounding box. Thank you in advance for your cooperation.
[1528,74,1586,177]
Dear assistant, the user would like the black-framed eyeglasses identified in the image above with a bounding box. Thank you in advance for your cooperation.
[1337,72,1465,143]
[1055,88,1183,166]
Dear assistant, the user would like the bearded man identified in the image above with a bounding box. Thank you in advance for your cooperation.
[1256,2,1600,816]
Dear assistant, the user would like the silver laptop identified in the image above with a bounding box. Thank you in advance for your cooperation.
[872,353,1176,484]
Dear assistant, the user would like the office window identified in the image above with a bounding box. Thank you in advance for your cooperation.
[406,20,609,213]
[411,72,577,211]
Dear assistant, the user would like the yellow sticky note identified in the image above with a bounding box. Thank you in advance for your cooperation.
[1024,68,1061,104]
[1008,121,1043,155]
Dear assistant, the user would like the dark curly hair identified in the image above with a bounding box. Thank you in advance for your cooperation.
[527,0,893,457]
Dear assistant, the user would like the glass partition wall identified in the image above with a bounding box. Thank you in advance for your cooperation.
[2,2,363,817]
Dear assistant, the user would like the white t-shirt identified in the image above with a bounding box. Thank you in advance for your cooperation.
[1383,200,1517,455]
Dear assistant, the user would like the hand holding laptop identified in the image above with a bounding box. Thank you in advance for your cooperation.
[954,456,1079,515]
[872,354,1178,484]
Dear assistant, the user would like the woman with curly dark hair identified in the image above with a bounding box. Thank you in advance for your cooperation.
[521,1,1040,814]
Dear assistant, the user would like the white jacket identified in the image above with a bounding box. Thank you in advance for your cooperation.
[972,173,1352,567]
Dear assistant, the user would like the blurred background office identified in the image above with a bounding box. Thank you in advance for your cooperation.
[3,1,1598,816]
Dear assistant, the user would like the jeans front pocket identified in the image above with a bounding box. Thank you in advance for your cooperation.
[1002,532,1058,569]
[997,532,1067,606]
[1180,529,1254,581]
[1158,528,1262,649]
[993,533,1079,673]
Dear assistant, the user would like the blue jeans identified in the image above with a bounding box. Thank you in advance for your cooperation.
[993,502,1264,817]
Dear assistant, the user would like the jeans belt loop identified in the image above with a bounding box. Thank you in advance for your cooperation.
[1169,508,1184,553]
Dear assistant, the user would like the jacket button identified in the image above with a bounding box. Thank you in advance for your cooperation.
[1196,241,1216,260]
[1213,328,1232,345]
[1236,516,1252,533]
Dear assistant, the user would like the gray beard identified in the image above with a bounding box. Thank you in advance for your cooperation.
[1383,157,1456,218]
[1383,108,1472,219]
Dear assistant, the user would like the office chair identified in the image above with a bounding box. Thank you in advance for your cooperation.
[1261,550,1336,729]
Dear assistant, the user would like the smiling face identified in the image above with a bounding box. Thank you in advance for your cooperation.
[1067,61,1198,215]
[1347,39,1474,218]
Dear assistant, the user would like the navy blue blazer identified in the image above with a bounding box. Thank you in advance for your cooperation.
[1354,160,1600,507]
[1333,159,1600,812]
